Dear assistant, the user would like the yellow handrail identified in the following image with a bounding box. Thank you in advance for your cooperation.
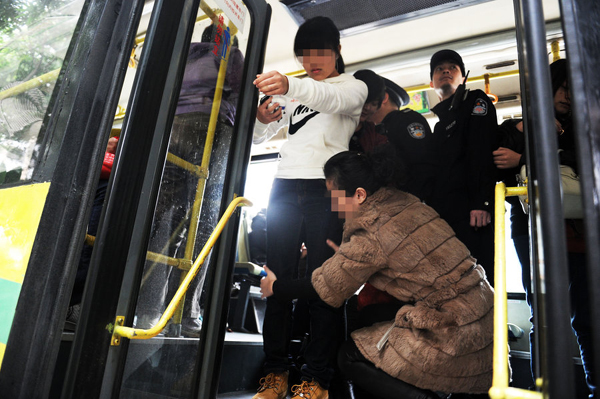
[489,182,541,399]
[0,6,229,104]
[166,153,208,179]
[172,14,239,325]
[403,70,520,94]
[110,196,252,344]
[0,69,60,101]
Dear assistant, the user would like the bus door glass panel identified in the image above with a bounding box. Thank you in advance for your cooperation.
[0,0,86,186]
[119,1,250,397]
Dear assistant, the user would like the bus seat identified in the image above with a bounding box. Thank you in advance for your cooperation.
[229,212,266,333]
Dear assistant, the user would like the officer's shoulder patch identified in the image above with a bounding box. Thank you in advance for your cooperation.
[472,98,488,116]
[407,122,426,139]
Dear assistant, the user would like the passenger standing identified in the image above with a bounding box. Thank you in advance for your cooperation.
[136,21,244,337]
[252,16,367,399]
[428,49,497,286]
[65,135,120,330]
[369,75,437,203]
[248,209,267,266]
[349,69,388,153]
[495,59,596,397]
[552,58,596,399]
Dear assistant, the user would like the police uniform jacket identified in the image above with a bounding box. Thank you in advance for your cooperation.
[379,109,437,204]
[429,89,497,224]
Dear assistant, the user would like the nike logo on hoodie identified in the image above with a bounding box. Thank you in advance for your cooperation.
[289,104,319,135]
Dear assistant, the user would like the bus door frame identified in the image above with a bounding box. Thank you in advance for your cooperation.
[0,1,147,398]
[60,0,271,398]
[559,0,600,389]
[514,0,600,396]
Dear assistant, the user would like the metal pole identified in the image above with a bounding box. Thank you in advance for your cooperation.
[513,0,576,396]
[558,0,600,392]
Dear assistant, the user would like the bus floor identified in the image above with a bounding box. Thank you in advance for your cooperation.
[52,330,591,398]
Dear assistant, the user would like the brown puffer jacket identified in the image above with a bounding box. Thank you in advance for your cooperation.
[312,187,494,394]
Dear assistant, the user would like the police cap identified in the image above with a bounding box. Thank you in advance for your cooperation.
[382,77,410,108]
[354,69,386,104]
[430,49,466,79]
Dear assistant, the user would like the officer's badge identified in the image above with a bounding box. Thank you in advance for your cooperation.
[407,122,426,139]
[472,98,488,116]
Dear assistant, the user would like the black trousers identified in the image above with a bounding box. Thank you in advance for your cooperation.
[337,340,440,399]
[262,178,344,389]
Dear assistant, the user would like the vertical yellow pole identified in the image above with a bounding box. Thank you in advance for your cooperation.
[173,19,237,326]
[551,40,561,63]
[490,182,509,398]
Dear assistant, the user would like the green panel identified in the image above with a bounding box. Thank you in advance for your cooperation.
[0,278,21,344]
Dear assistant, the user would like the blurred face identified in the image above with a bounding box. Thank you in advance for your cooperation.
[360,100,381,122]
[430,61,463,98]
[554,81,571,116]
[298,48,340,81]
[326,179,361,220]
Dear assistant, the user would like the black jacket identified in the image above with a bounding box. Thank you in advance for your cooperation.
[379,108,437,203]
[429,89,498,224]
[497,118,528,238]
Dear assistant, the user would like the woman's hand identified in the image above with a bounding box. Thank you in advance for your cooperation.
[106,137,119,154]
[555,119,565,135]
[493,147,522,169]
[515,121,524,132]
[254,71,289,96]
[256,96,283,124]
[260,266,277,299]
[326,239,339,252]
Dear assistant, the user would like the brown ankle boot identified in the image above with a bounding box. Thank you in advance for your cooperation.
[252,371,289,399]
[290,380,328,399]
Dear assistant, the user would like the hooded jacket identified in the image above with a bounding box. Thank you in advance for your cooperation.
[253,74,367,179]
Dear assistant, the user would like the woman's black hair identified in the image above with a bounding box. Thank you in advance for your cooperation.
[293,16,345,73]
[550,58,568,96]
[201,24,215,43]
[324,147,406,196]
[202,23,239,47]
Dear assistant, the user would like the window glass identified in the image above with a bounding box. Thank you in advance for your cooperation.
[119,1,252,396]
[0,0,85,185]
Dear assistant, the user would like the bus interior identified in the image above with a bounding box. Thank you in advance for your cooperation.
[0,0,598,398]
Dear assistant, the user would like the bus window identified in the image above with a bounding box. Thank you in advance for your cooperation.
[0,0,85,186]
[243,158,279,223]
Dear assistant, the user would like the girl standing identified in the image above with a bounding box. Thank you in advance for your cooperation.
[252,16,367,399]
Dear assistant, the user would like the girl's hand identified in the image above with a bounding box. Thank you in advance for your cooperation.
[254,71,289,96]
[256,96,282,124]
[260,266,277,299]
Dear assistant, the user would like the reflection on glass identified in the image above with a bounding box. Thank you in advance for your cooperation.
[120,1,250,397]
[0,0,85,185]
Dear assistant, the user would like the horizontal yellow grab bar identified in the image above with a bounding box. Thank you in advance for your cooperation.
[0,69,60,101]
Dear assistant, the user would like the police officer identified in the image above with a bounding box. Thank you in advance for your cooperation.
[350,69,388,153]
[370,77,437,204]
[428,49,497,286]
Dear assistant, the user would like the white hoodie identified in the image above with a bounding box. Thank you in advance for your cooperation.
[253,73,367,179]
